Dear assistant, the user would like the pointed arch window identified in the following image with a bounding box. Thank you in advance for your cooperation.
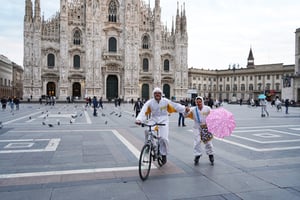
[109,37,117,52]
[164,59,170,72]
[47,53,55,68]
[73,30,81,45]
[142,35,149,49]
[108,0,118,22]
[143,58,149,72]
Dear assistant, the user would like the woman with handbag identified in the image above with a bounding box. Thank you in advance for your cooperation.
[185,96,214,165]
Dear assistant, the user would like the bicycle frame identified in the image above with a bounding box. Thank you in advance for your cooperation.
[138,123,165,181]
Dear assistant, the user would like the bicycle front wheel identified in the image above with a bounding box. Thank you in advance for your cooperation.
[138,144,152,181]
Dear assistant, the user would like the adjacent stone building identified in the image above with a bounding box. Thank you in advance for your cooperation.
[188,48,296,103]
[0,55,23,98]
[23,0,188,101]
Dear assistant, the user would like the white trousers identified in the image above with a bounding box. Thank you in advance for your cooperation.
[193,127,214,156]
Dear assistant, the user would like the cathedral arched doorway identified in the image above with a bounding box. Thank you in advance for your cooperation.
[106,75,118,100]
[47,82,56,96]
[163,84,170,99]
[72,82,81,98]
[141,84,150,100]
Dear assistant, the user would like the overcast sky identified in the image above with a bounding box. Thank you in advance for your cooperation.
[1,0,299,70]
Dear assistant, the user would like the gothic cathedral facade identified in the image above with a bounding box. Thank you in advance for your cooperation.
[23,0,188,101]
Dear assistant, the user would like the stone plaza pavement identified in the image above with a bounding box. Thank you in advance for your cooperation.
[0,101,299,200]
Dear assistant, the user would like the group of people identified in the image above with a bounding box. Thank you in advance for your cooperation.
[135,87,214,166]
[1,96,20,111]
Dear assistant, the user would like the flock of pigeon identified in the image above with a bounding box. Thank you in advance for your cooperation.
[0,105,128,129]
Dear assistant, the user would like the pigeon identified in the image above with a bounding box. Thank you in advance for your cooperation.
[118,114,122,117]
[79,113,83,117]
[41,111,44,114]
[110,111,115,115]
[0,122,3,129]
[70,120,73,124]
[48,124,53,127]
[44,116,46,119]
[57,120,60,125]
[29,116,31,119]
[71,114,77,119]
[58,112,61,114]
[101,113,105,117]
[105,121,108,125]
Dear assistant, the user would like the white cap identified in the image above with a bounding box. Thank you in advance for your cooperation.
[195,96,203,102]
[152,87,162,97]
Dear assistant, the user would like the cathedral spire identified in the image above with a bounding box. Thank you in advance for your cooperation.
[181,2,187,33]
[175,2,180,33]
[34,0,41,22]
[24,0,33,22]
[155,0,160,8]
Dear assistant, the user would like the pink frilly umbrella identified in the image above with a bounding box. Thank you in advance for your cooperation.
[206,107,236,138]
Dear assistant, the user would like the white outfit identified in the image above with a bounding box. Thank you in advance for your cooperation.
[136,97,186,155]
[185,105,214,156]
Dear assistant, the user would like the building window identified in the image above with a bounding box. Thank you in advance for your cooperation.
[249,84,253,91]
[108,0,118,22]
[226,84,230,91]
[109,37,117,52]
[73,30,81,45]
[219,85,223,92]
[73,55,80,69]
[198,84,201,90]
[266,83,271,90]
[241,84,245,91]
[258,83,262,91]
[203,84,207,91]
[142,35,149,49]
[267,75,270,80]
[143,58,149,72]
[250,76,253,81]
[233,84,237,91]
[47,53,55,68]
[275,83,280,91]
[163,59,169,72]
[258,75,261,80]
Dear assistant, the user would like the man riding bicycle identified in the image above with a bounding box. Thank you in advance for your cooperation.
[135,87,188,165]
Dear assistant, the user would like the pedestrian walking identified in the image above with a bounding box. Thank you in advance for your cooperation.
[260,99,269,117]
[92,96,98,116]
[285,99,289,114]
[133,98,143,118]
[185,96,214,165]
[178,100,187,127]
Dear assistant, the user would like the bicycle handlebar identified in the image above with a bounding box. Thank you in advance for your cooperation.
[140,123,166,127]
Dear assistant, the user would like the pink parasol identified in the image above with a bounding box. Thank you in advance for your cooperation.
[206,107,236,138]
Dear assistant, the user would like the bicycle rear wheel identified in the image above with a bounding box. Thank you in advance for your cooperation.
[139,144,152,181]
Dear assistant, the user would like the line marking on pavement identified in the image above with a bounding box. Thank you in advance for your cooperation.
[0,166,139,179]
[111,129,140,159]
[290,128,300,131]
[235,125,300,130]
[0,138,60,153]
[214,138,300,151]
[3,111,43,125]
[0,130,156,179]
[84,110,92,124]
